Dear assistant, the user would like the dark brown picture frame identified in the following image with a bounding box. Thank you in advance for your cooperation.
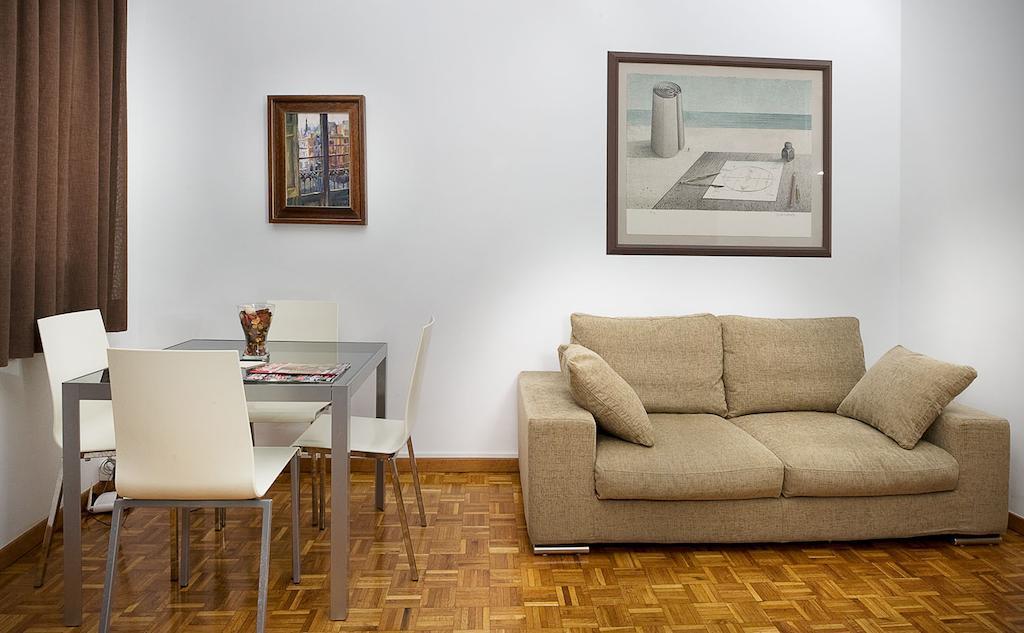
[607,52,832,257]
[268,95,367,225]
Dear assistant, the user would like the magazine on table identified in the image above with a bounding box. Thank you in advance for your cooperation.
[244,362,350,383]
[248,362,349,375]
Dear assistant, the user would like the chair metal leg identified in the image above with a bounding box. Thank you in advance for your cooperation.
[170,508,178,582]
[214,507,225,531]
[405,439,427,528]
[387,457,418,581]
[34,462,64,588]
[256,499,272,633]
[318,452,327,531]
[310,452,319,527]
[99,500,124,633]
[290,454,301,584]
[179,507,190,588]
[106,499,279,631]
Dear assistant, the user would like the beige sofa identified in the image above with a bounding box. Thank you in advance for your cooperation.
[517,314,1010,552]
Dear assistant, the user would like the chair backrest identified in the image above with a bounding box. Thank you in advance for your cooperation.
[107,348,259,500]
[266,300,339,342]
[402,318,434,438]
[37,310,110,448]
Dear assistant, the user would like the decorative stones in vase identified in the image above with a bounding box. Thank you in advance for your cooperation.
[239,303,274,361]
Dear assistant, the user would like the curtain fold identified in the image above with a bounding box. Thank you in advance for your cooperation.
[0,0,127,367]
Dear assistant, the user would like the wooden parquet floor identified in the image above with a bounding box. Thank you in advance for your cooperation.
[0,471,1023,632]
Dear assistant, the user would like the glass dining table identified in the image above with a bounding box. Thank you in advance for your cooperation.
[59,339,388,625]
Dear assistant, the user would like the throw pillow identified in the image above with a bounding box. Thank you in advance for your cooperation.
[837,345,977,449]
[558,344,654,447]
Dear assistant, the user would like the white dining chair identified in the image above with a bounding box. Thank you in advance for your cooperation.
[243,299,337,528]
[100,349,300,633]
[293,318,433,580]
[34,309,115,588]
[264,299,339,342]
[246,300,337,429]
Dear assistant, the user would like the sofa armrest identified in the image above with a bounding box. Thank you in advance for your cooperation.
[923,401,1010,531]
[517,371,597,544]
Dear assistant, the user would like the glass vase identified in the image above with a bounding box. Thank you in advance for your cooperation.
[238,303,274,360]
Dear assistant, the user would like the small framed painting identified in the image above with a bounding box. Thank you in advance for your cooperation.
[607,52,831,256]
[268,95,366,225]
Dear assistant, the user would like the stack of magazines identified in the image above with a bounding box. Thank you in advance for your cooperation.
[244,362,351,383]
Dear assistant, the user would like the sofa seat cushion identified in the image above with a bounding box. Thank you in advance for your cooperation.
[595,414,784,501]
[731,411,959,497]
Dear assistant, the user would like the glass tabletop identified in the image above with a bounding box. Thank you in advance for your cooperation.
[65,339,387,387]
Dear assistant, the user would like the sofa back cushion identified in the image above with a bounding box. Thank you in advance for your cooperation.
[720,315,865,417]
[570,313,727,415]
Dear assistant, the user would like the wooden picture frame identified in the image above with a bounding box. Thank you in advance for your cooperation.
[607,52,832,256]
[268,95,367,225]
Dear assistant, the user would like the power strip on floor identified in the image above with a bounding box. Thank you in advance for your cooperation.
[87,490,117,514]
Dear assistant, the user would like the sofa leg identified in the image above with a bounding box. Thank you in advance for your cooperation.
[533,545,590,555]
[952,535,1002,545]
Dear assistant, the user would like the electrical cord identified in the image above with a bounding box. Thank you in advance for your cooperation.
[98,457,116,481]
[85,458,129,527]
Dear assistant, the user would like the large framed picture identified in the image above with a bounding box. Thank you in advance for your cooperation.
[267,95,366,225]
[607,52,831,256]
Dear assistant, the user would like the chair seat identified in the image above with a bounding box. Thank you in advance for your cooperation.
[253,447,301,496]
[731,412,959,497]
[116,446,298,500]
[247,401,329,424]
[293,415,408,456]
[595,414,784,501]
[80,400,117,454]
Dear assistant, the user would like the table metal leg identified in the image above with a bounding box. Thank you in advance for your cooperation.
[329,384,351,620]
[374,358,386,511]
[170,508,179,582]
[290,453,301,584]
[61,384,82,626]
[318,449,327,530]
[310,452,319,527]
[179,507,190,587]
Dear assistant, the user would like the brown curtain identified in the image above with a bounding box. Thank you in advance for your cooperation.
[0,0,127,367]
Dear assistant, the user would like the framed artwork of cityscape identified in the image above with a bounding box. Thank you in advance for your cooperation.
[268,95,367,224]
[607,52,831,256]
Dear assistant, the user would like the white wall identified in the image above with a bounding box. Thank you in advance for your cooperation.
[1,0,905,549]
[5,0,1021,550]
[124,0,902,460]
[900,0,1024,515]
[0,358,100,548]
[0,358,58,548]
